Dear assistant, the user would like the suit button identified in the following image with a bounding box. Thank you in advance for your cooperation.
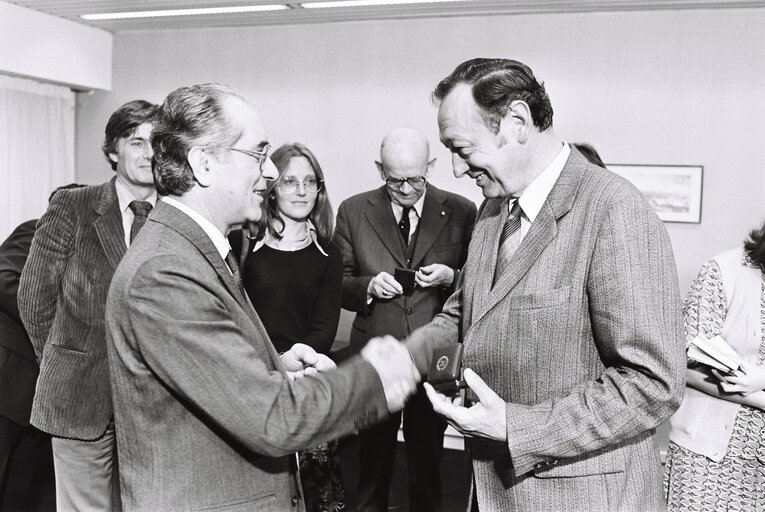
[407,308,413,315]
[292,497,299,507]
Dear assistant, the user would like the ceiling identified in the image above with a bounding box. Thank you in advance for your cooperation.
[7,0,765,32]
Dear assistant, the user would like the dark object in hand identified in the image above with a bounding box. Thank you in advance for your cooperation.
[427,344,466,394]
[394,267,417,294]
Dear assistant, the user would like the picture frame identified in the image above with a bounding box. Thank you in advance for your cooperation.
[606,164,703,223]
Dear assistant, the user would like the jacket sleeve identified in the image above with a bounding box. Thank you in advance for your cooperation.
[335,201,374,316]
[0,221,35,324]
[18,193,77,361]
[122,253,389,457]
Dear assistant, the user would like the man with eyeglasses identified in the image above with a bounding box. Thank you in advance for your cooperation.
[103,84,421,511]
[335,127,477,512]
[18,100,159,511]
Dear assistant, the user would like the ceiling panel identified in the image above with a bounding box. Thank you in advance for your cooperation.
[7,0,765,32]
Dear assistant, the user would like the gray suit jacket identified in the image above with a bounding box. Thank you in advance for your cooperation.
[407,149,685,511]
[106,200,388,511]
[19,180,125,439]
[335,184,476,351]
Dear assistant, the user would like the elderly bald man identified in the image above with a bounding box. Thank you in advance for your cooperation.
[335,128,477,511]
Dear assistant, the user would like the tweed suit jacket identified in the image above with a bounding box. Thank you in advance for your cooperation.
[0,220,38,426]
[105,200,389,511]
[335,184,476,352]
[407,148,685,512]
[18,179,125,439]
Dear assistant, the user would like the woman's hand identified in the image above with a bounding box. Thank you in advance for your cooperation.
[712,361,765,396]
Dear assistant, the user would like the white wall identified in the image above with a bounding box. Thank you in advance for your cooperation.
[74,7,765,338]
[0,0,112,90]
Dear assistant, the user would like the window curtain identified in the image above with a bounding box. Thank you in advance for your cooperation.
[0,74,75,241]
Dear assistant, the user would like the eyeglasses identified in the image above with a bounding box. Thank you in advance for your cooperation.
[214,144,271,170]
[384,176,427,190]
[275,177,323,194]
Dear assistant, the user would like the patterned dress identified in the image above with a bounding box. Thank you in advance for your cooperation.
[664,259,765,511]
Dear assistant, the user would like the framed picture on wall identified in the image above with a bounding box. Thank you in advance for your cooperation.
[606,164,703,223]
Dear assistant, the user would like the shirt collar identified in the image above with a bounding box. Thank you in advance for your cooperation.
[115,178,157,213]
[390,188,426,219]
[516,142,570,222]
[161,196,230,260]
[252,218,329,257]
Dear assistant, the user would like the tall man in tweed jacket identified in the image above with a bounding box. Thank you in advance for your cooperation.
[18,100,159,511]
[403,58,686,511]
[335,128,476,512]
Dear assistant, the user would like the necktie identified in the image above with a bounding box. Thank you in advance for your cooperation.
[225,251,246,298]
[128,200,153,243]
[493,200,523,286]
[399,206,412,246]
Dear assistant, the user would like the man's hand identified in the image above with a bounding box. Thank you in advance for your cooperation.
[415,264,454,288]
[281,343,336,381]
[713,362,765,396]
[367,272,404,300]
[361,335,420,412]
[423,368,507,441]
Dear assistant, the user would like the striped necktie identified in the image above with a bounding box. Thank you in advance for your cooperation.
[493,200,523,286]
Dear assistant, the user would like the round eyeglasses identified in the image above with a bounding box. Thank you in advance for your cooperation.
[385,176,427,190]
[275,177,323,194]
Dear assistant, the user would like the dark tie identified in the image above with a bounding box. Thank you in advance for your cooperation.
[225,251,246,298]
[493,200,523,286]
[128,200,153,243]
[399,206,412,246]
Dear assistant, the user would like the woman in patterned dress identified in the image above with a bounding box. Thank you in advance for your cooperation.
[230,143,345,511]
[664,223,765,511]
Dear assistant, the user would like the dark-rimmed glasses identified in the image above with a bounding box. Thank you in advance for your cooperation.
[384,176,426,190]
[214,144,271,170]
[275,177,323,194]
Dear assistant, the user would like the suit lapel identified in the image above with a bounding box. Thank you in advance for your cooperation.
[152,202,256,321]
[151,201,285,371]
[94,179,127,271]
[472,151,585,324]
[411,186,450,268]
[363,187,407,267]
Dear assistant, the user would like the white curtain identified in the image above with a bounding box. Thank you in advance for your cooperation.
[0,74,75,241]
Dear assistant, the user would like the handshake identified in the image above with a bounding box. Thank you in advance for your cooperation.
[280,338,420,413]
[361,335,421,412]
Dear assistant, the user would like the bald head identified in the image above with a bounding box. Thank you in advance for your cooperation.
[376,128,435,207]
[379,128,430,170]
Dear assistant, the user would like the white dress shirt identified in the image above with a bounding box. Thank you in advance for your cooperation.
[390,190,426,245]
[514,142,571,241]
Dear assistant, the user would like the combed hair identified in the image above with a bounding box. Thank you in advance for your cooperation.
[432,58,554,133]
[256,143,334,247]
[744,222,765,273]
[101,100,160,171]
[151,83,244,196]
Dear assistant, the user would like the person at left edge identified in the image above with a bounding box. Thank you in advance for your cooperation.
[0,183,82,510]
[105,83,419,511]
[18,100,160,512]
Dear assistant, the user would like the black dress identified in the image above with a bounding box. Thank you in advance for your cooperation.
[233,231,345,512]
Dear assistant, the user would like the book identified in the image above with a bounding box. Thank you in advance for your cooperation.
[688,334,746,376]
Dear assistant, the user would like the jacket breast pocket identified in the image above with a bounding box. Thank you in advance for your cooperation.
[509,288,570,311]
